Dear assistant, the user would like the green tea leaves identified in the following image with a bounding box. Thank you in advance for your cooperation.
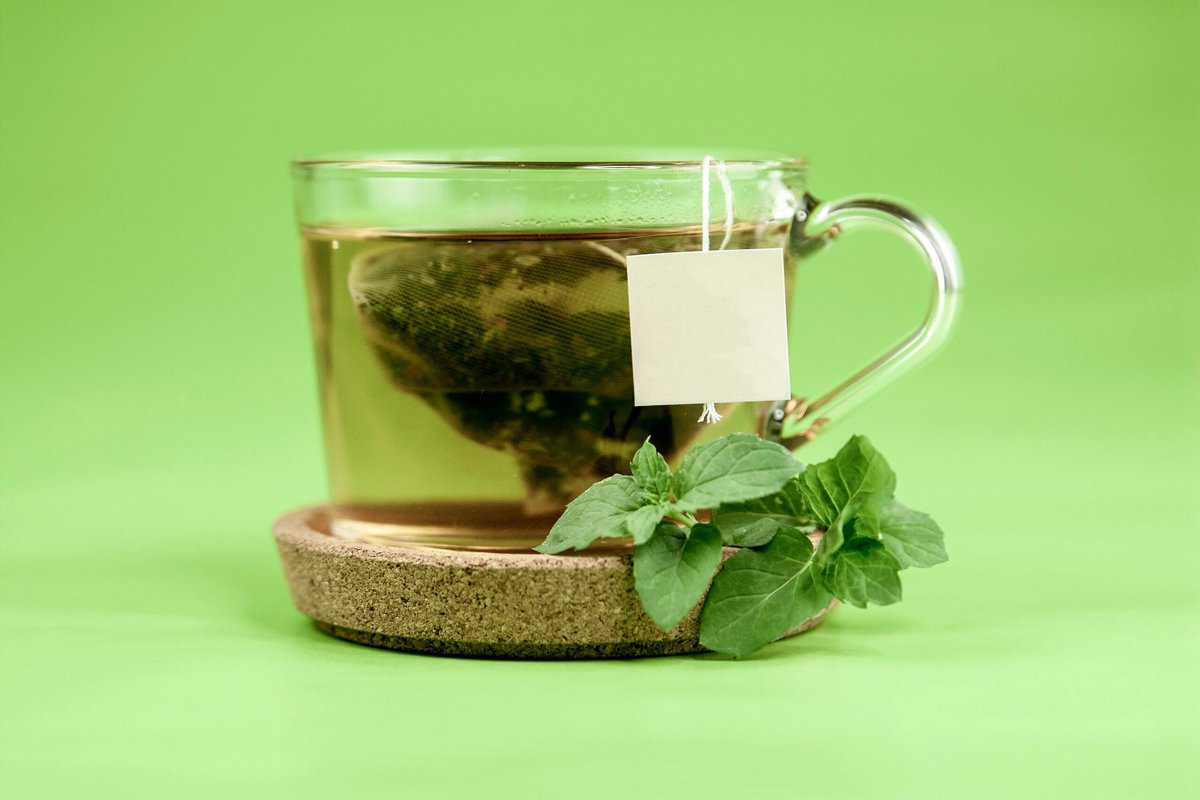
[699,527,831,657]
[824,538,902,608]
[633,523,723,631]
[878,500,948,568]
[675,433,802,511]
[630,437,673,502]
[534,475,646,554]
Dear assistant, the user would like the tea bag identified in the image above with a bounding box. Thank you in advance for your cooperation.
[349,239,634,394]
[348,237,696,508]
[626,157,790,417]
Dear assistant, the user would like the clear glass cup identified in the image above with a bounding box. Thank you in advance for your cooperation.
[291,149,961,551]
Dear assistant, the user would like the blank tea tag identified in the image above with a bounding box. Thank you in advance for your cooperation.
[626,247,791,407]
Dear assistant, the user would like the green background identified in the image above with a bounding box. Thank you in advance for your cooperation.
[2,1,1196,797]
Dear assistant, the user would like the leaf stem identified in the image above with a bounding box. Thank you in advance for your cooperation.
[667,510,699,528]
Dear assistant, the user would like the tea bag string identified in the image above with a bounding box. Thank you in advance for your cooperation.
[698,155,734,424]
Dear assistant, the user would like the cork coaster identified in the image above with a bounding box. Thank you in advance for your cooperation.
[273,506,836,659]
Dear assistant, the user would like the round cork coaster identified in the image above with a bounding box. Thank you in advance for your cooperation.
[273,506,835,659]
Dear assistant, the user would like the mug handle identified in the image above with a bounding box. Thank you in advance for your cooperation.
[763,193,963,449]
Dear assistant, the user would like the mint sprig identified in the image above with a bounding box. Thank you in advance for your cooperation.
[673,433,803,511]
[534,432,948,657]
[633,522,723,631]
[877,500,949,568]
[712,481,812,546]
[822,538,903,608]
[534,434,798,554]
[630,438,673,502]
[795,434,896,556]
[698,527,831,657]
[533,474,645,554]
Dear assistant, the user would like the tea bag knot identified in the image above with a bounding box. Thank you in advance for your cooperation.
[697,155,733,424]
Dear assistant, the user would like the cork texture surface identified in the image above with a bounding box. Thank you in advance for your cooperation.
[273,506,834,659]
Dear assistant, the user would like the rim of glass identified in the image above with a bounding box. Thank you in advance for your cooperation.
[292,151,807,172]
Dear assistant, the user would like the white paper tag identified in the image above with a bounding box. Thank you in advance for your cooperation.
[626,248,791,407]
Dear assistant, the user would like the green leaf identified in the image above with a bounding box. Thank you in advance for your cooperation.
[699,527,832,657]
[534,475,645,554]
[624,503,667,545]
[712,480,814,547]
[713,515,786,547]
[630,437,673,502]
[797,435,896,557]
[633,523,723,632]
[674,433,802,512]
[823,538,902,608]
[878,500,948,568]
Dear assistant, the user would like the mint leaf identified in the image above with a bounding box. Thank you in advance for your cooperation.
[713,515,786,547]
[534,432,947,659]
[797,435,896,556]
[630,438,672,502]
[624,503,667,545]
[823,538,902,608]
[534,475,645,554]
[713,480,814,547]
[878,500,948,568]
[699,527,831,657]
[633,522,723,631]
[674,433,802,512]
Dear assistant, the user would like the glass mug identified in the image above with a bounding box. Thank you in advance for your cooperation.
[292,150,961,551]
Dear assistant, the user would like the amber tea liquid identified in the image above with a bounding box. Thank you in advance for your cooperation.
[302,223,793,550]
